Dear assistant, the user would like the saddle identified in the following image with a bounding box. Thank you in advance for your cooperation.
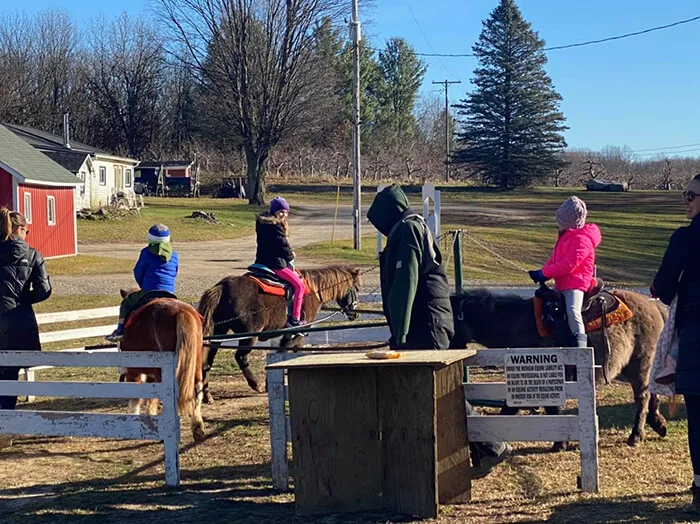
[534,280,634,338]
[124,290,179,329]
[244,264,310,299]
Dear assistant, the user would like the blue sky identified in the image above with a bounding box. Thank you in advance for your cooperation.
[2,0,699,155]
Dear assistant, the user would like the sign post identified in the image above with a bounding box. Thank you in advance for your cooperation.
[505,351,566,407]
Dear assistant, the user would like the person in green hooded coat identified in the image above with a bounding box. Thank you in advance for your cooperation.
[107,224,179,340]
[368,184,511,479]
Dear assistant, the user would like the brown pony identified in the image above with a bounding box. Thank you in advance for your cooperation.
[450,288,668,447]
[120,290,206,442]
[198,266,361,396]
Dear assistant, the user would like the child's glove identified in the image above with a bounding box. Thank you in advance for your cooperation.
[528,269,546,284]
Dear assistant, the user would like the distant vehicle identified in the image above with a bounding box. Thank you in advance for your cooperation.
[216,177,246,199]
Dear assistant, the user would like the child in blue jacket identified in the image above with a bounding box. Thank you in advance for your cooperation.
[107,224,179,340]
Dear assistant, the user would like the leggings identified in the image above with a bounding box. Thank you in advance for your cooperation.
[273,267,305,321]
[686,395,700,475]
[562,289,586,337]
[0,367,20,410]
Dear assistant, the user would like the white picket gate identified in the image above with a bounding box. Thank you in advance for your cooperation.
[266,347,599,493]
[0,349,181,487]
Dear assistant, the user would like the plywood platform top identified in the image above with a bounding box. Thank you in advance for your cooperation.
[266,349,476,370]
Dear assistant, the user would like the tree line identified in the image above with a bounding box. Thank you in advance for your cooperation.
[0,1,696,203]
[0,5,445,203]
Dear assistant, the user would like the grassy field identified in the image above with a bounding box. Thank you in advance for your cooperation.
[78,197,263,244]
[298,188,686,287]
[45,255,133,276]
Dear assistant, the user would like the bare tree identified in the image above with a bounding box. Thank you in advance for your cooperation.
[85,14,164,158]
[155,0,352,204]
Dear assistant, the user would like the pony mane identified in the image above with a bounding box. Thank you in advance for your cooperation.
[300,266,360,303]
[454,288,529,313]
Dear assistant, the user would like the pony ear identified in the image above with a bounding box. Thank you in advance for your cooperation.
[119,288,129,299]
[350,267,362,285]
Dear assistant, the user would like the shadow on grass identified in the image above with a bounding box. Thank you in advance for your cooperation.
[545,492,695,524]
[0,463,415,524]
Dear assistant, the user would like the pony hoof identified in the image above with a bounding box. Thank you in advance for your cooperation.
[193,427,206,442]
[627,436,642,447]
[551,442,567,453]
[203,391,214,404]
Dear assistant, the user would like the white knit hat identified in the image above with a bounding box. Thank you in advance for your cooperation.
[556,196,587,230]
[147,223,171,243]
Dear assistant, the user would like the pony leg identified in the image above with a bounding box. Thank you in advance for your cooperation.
[236,338,262,392]
[202,344,220,404]
[191,381,206,442]
[646,393,668,438]
[626,374,650,447]
[127,373,148,414]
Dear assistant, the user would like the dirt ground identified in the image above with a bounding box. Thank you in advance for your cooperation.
[1,350,698,524]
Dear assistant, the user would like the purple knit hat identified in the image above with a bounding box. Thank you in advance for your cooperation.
[556,196,587,230]
[270,196,290,215]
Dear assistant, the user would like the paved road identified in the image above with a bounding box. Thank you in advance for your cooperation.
[56,203,379,297]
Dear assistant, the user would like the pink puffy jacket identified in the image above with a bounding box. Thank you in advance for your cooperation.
[542,224,602,292]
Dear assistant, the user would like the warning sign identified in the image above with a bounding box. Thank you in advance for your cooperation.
[505,351,566,407]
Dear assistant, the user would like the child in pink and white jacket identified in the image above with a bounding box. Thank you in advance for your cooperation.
[529,196,602,347]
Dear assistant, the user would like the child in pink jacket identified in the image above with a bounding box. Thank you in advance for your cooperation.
[529,196,602,347]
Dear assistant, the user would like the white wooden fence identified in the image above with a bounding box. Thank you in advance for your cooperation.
[266,347,599,493]
[0,349,181,487]
[18,306,120,401]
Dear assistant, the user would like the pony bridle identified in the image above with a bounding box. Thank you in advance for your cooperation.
[340,287,358,318]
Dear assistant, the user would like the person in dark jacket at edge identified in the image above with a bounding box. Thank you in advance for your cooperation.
[367,184,511,479]
[0,207,52,449]
[651,174,700,516]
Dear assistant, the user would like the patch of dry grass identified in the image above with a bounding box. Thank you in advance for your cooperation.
[1,350,697,523]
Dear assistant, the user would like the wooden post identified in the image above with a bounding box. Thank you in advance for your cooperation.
[267,352,290,491]
[576,347,599,493]
[161,352,181,488]
[454,230,463,294]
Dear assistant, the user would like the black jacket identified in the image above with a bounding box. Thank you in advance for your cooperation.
[652,216,700,327]
[652,216,700,395]
[254,213,294,270]
[0,238,52,351]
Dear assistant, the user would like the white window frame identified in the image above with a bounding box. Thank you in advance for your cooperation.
[23,192,32,224]
[125,168,132,187]
[47,196,56,226]
[99,166,107,185]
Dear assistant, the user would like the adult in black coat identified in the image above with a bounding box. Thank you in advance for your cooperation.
[652,174,700,515]
[0,207,52,414]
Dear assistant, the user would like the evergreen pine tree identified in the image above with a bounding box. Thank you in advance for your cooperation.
[454,0,567,188]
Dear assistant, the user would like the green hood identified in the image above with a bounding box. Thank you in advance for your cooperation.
[148,242,173,262]
[367,184,411,236]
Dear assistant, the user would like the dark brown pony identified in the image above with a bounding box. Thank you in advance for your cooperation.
[198,266,361,396]
[450,288,668,447]
[120,291,206,442]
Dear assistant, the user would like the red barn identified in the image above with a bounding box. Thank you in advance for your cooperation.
[0,124,81,258]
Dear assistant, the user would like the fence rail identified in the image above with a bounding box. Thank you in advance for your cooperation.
[0,349,181,487]
[266,347,599,493]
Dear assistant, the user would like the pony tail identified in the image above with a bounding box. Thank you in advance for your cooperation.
[0,207,12,242]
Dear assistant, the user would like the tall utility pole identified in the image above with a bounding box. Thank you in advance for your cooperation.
[432,80,461,182]
[350,0,362,250]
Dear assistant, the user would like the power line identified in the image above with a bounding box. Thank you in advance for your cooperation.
[632,142,700,153]
[371,14,700,58]
[636,148,700,158]
[402,0,460,80]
